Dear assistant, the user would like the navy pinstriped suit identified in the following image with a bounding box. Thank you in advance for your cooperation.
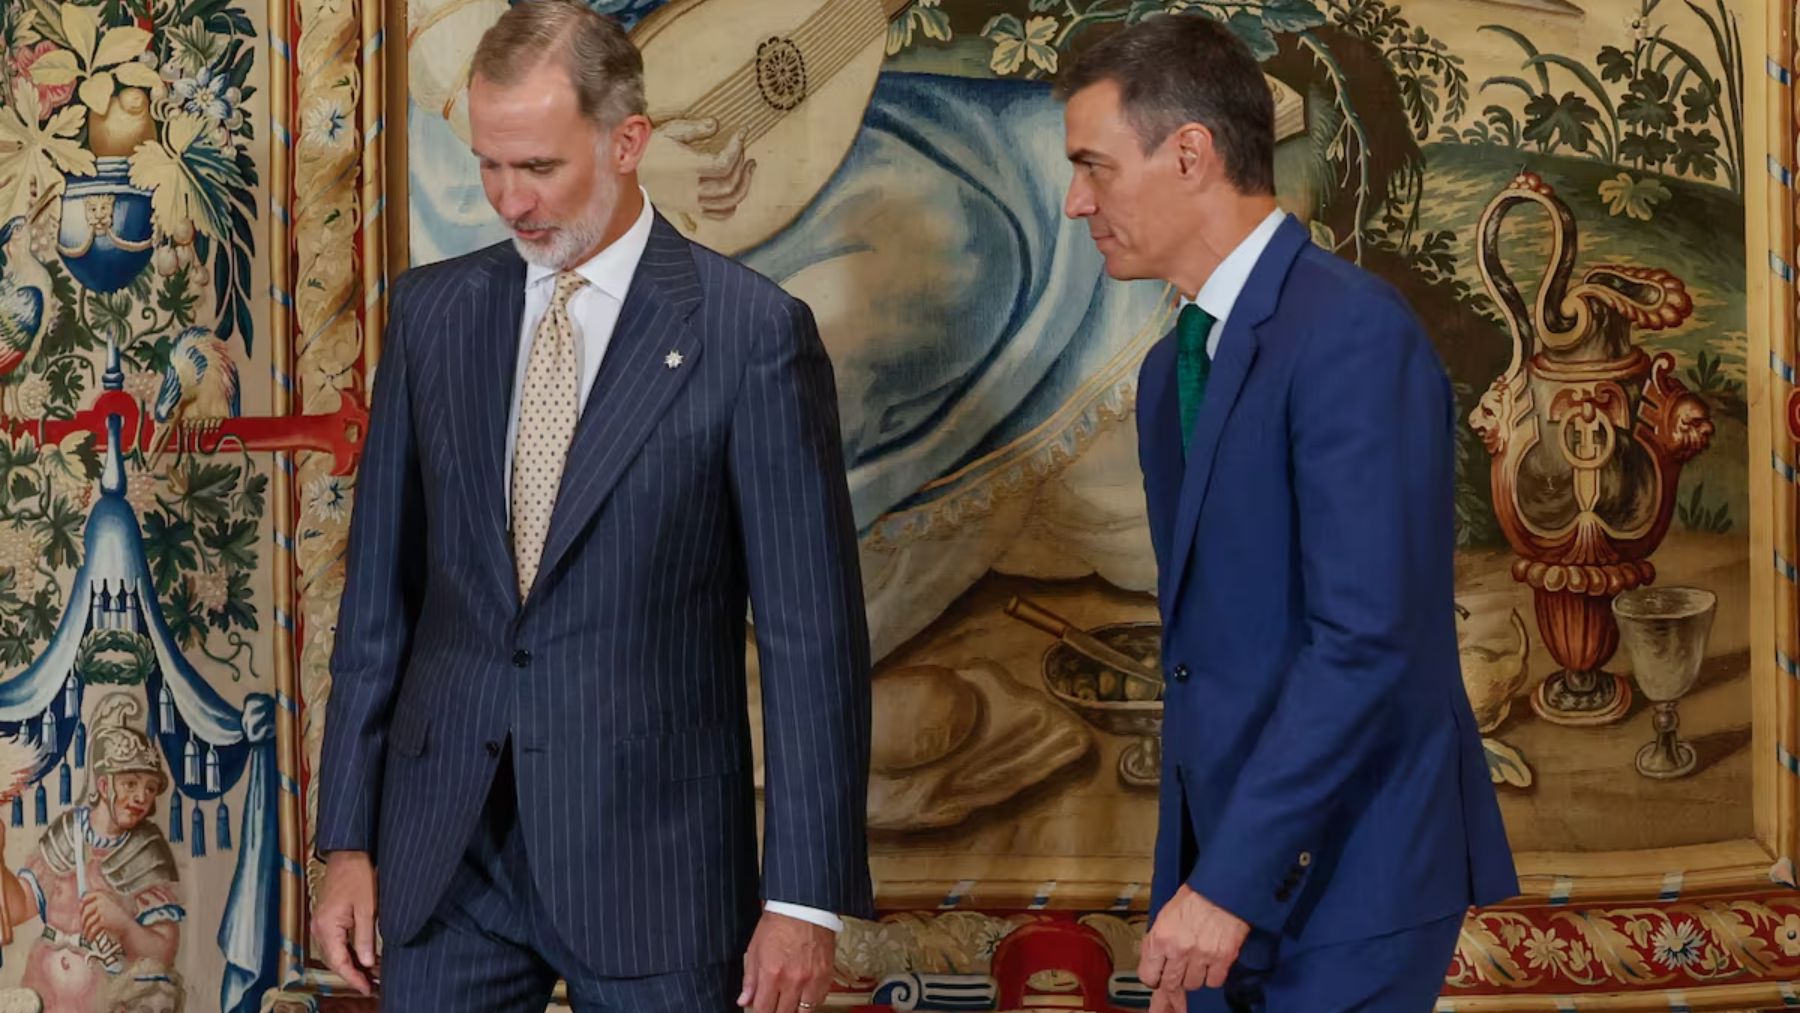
[316,212,875,1007]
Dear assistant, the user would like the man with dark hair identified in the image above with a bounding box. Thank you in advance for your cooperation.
[309,1,873,1011]
[1057,13,1518,1011]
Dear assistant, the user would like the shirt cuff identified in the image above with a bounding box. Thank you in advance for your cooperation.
[764,900,844,932]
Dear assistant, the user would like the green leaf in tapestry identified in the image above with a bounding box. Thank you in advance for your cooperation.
[913,3,950,41]
[1227,11,1278,62]
[0,434,38,472]
[142,510,198,589]
[202,517,257,570]
[1620,91,1677,131]
[1619,130,1677,167]
[1619,69,1674,123]
[218,568,257,632]
[139,331,178,378]
[36,267,89,360]
[127,269,153,305]
[45,358,86,415]
[174,460,237,525]
[1680,82,1716,124]
[1596,45,1633,83]
[1523,92,1599,152]
[234,470,267,518]
[1262,0,1327,33]
[64,433,100,481]
[1671,127,1719,177]
[157,268,200,326]
[35,495,83,570]
[23,586,57,644]
[88,290,134,344]
[162,577,203,648]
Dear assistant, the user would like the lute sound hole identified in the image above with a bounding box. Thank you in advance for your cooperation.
[756,36,808,111]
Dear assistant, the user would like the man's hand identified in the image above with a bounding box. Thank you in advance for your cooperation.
[1139,885,1250,1011]
[737,909,835,1013]
[311,851,379,994]
[79,893,132,940]
[1148,981,1187,1013]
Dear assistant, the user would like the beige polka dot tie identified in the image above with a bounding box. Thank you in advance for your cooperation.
[511,270,586,598]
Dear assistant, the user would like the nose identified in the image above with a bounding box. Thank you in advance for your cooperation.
[1064,176,1095,220]
[491,173,536,222]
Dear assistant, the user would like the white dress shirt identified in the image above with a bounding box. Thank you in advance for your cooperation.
[1179,208,1288,359]
[504,189,843,934]
[504,189,655,502]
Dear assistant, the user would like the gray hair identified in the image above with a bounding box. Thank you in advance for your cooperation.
[1054,13,1275,196]
[471,0,646,127]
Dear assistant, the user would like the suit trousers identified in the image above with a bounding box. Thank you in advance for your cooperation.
[1182,913,1463,1013]
[380,742,743,1012]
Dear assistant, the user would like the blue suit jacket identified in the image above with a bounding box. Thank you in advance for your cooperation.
[1137,216,1518,956]
[315,213,875,976]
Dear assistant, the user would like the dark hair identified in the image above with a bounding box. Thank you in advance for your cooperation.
[472,0,646,126]
[1054,14,1275,195]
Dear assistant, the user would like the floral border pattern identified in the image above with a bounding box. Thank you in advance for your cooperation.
[1449,895,1800,992]
[826,893,1800,998]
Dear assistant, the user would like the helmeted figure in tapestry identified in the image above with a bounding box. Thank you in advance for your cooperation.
[0,694,182,1013]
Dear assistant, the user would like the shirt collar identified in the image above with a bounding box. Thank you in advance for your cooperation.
[1180,208,1288,321]
[525,186,656,300]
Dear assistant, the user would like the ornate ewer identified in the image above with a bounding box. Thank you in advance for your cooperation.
[1470,172,1715,726]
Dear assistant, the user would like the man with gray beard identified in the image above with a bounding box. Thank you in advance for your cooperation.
[308,2,874,1010]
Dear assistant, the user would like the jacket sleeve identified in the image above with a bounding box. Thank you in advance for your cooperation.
[726,292,875,920]
[1185,293,1456,933]
[314,275,428,861]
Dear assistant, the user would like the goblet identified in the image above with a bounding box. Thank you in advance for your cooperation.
[1612,586,1716,779]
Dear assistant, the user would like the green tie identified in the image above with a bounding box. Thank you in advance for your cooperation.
[1176,302,1215,453]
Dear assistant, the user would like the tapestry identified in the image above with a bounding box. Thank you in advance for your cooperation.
[0,0,291,1008]
[404,0,1768,880]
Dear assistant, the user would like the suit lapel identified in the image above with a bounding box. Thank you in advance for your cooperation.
[1137,333,1182,571]
[529,213,705,599]
[455,244,528,604]
[1162,216,1308,617]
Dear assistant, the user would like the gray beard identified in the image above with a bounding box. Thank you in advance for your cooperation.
[510,174,620,270]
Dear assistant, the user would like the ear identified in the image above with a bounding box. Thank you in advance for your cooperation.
[1172,122,1214,181]
[612,114,654,174]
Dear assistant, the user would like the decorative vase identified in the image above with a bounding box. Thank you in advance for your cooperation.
[1470,172,1715,727]
[57,158,156,295]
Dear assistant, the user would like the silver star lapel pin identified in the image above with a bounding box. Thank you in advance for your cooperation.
[664,350,684,369]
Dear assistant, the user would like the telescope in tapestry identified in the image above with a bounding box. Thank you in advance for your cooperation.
[0,409,279,1013]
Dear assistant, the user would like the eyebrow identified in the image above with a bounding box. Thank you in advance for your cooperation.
[473,152,564,170]
[1067,147,1108,165]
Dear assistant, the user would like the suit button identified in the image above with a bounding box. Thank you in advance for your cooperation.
[512,649,531,668]
[485,741,501,758]
[1298,851,1313,868]
[1275,886,1292,902]
[1171,664,1190,683]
